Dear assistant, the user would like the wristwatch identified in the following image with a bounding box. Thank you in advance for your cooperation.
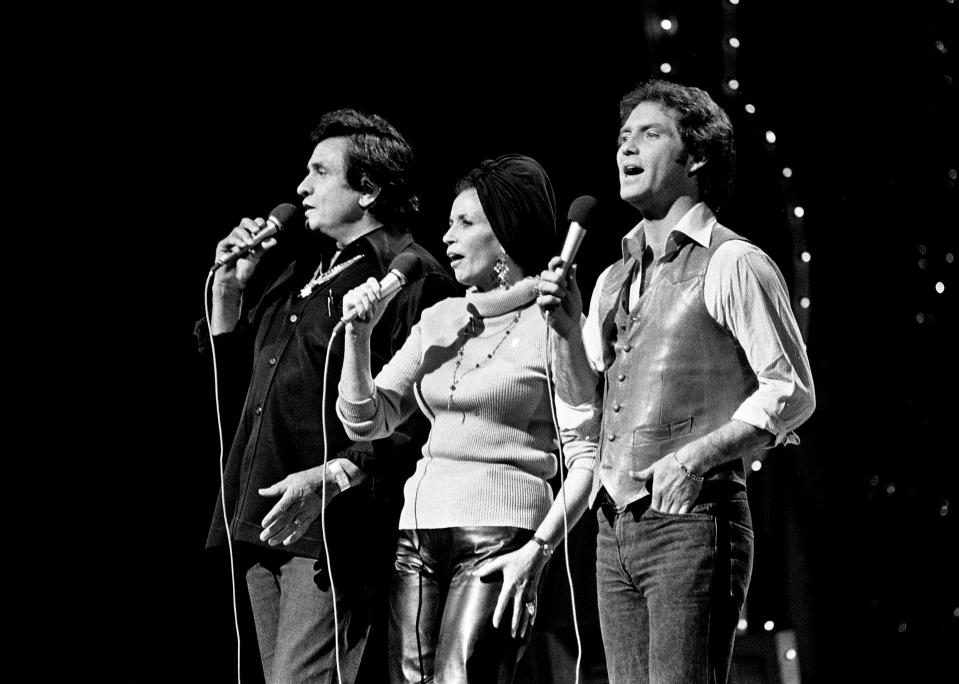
[531,535,553,559]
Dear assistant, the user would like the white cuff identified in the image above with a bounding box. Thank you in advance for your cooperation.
[731,405,799,447]
[327,461,352,492]
[555,397,600,436]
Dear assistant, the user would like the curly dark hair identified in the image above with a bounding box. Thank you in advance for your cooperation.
[311,109,419,228]
[619,79,735,209]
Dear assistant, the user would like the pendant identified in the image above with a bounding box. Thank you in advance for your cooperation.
[298,254,365,299]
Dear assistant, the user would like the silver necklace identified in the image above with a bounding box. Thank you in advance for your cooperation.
[447,310,523,411]
[299,254,365,298]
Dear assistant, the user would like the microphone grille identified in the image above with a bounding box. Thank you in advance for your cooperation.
[389,251,423,282]
[567,195,599,227]
[268,202,299,231]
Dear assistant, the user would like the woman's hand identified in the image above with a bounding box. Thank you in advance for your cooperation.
[472,540,550,638]
[341,277,398,336]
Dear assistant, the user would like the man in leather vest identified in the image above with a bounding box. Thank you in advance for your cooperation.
[536,80,816,683]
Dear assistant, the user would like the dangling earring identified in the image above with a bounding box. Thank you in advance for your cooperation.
[493,253,512,290]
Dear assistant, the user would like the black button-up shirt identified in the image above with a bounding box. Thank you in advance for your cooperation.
[197,226,457,558]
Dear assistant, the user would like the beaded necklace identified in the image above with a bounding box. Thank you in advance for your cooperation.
[447,309,523,411]
[299,254,365,298]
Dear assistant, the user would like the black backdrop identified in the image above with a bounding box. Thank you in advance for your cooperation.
[28,5,956,683]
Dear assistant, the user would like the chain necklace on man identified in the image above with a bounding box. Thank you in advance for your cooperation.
[447,309,523,411]
[299,253,365,298]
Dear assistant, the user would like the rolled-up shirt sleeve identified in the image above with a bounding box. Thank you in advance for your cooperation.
[706,241,816,445]
[558,415,599,473]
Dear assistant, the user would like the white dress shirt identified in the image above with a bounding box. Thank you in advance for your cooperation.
[558,202,816,447]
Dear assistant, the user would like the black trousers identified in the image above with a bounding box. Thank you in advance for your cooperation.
[389,526,540,683]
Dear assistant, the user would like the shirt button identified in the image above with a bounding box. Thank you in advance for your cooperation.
[623,344,632,352]
[254,406,263,416]
[289,314,299,323]
[613,403,621,412]
[618,374,626,382]
[607,433,616,442]
[268,357,278,366]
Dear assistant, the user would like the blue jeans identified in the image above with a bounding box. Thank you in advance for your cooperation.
[243,547,371,684]
[595,490,753,684]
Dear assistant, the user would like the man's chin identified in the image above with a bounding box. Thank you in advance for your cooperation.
[620,182,649,199]
[307,222,330,235]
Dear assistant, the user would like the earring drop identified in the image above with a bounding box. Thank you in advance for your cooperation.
[493,254,512,289]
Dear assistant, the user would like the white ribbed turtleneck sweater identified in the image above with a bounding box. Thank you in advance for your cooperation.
[337,277,596,530]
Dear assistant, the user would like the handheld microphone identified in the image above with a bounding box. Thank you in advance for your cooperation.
[555,195,598,279]
[336,251,424,328]
[210,202,298,273]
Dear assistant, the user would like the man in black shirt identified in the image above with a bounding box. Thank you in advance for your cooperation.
[199,109,456,683]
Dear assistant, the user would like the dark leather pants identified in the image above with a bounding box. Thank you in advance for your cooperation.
[389,526,538,683]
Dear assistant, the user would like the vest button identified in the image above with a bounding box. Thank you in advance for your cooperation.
[613,403,621,412]
[289,314,299,323]
[617,374,626,382]
[607,433,616,442]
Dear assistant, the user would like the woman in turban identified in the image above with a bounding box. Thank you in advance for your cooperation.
[336,154,597,683]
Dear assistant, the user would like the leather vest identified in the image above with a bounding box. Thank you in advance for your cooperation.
[593,226,757,506]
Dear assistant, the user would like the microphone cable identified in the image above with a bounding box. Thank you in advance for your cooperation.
[543,312,583,684]
[203,269,244,684]
[316,253,422,683]
[320,326,344,684]
[205,269,347,684]
[203,203,297,683]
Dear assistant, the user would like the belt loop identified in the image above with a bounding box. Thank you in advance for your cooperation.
[597,489,616,526]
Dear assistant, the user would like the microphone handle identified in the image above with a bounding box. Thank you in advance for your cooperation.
[337,269,408,326]
[211,216,282,272]
[556,222,587,279]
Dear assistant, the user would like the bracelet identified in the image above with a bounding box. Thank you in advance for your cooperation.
[531,535,553,559]
[673,453,704,483]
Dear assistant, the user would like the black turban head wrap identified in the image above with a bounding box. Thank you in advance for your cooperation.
[461,153,557,277]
